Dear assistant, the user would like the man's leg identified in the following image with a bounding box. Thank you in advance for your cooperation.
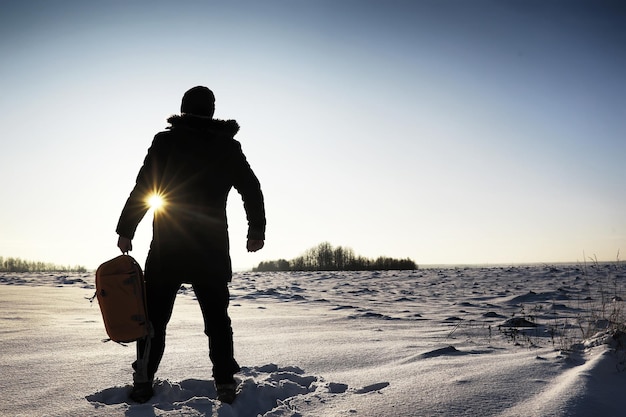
[136,279,180,381]
[191,281,240,384]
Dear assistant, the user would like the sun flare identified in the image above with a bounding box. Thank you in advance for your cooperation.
[147,194,164,210]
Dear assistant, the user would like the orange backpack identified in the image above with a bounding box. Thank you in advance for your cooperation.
[95,254,150,343]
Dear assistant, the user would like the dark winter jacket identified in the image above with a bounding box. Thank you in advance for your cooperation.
[116,114,266,283]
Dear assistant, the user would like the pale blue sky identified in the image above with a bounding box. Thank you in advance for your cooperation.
[1,1,624,270]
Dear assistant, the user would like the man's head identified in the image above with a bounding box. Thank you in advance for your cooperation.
[181,86,215,117]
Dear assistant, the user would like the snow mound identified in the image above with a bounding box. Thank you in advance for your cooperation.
[85,364,383,417]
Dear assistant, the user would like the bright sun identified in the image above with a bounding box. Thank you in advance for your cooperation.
[147,194,164,210]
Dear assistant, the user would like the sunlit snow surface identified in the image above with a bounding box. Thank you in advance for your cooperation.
[1,264,626,416]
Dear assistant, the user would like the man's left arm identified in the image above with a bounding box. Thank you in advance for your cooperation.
[231,143,266,245]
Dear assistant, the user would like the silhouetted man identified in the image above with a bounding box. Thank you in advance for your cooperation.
[116,86,266,404]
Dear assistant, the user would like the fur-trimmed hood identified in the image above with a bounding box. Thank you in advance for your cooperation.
[166,114,240,137]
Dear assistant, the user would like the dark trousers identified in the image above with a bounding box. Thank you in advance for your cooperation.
[137,278,240,384]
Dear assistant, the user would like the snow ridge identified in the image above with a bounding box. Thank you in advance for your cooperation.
[86,364,388,417]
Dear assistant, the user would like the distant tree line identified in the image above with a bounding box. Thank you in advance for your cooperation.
[0,256,87,273]
[253,242,417,272]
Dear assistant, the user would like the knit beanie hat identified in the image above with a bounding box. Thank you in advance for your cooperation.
[180,86,215,116]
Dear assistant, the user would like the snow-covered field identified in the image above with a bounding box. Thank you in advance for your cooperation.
[2,264,626,417]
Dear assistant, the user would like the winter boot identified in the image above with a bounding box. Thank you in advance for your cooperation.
[216,382,237,404]
[130,380,154,403]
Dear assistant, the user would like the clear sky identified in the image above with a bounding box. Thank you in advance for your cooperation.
[1,0,624,270]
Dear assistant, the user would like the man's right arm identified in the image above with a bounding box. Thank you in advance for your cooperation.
[115,136,163,245]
